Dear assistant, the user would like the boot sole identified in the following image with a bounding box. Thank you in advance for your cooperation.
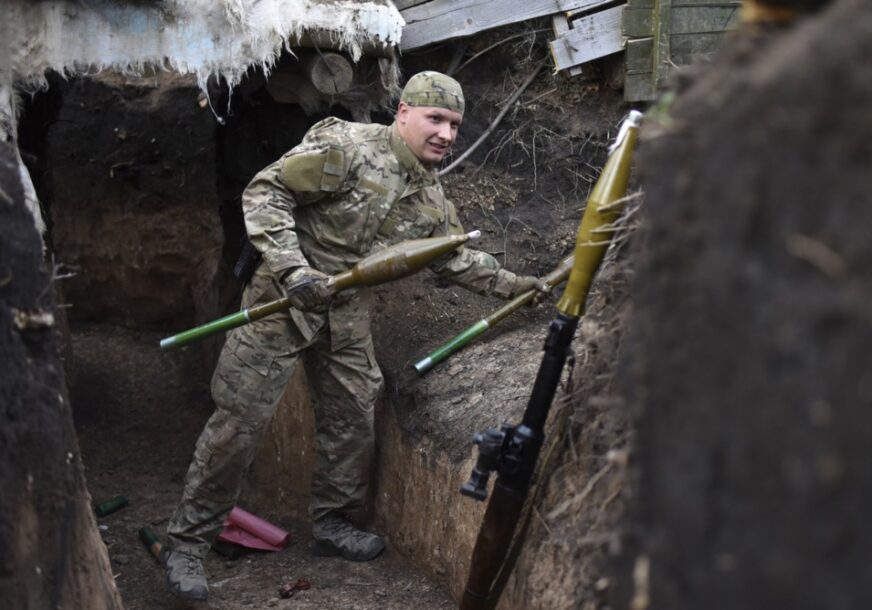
[166,575,208,602]
[167,585,208,602]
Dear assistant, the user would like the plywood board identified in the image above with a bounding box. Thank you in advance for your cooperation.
[549,5,625,70]
[400,0,610,50]
[552,14,584,75]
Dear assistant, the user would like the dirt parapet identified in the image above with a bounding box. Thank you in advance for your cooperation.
[618,1,872,607]
[0,141,122,609]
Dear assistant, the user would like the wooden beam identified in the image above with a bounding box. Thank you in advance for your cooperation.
[302,52,354,95]
[549,5,625,71]
[400,0,614,50]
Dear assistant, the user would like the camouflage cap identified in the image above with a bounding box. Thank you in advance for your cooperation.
[400,71,465,115]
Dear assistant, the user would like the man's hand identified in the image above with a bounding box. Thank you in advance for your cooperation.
[282,266,334,311]
[511,275,550,297]
[509,274,551,306]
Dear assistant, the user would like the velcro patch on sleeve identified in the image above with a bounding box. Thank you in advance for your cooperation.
[280,147,347,193]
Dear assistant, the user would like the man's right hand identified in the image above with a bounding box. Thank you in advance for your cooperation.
[281,266,334,311]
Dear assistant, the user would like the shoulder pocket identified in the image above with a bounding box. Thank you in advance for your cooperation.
[280,147,348,193]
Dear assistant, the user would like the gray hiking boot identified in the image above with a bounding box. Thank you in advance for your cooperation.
[165,550,209,601]
[312,513,385,561]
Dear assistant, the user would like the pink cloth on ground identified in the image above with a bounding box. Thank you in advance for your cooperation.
[216,506,291,551]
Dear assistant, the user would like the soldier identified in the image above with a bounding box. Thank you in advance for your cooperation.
[164,71,548,601]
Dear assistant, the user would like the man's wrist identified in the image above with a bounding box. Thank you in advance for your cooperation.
[491,269,518,299]
[279,266,302,284]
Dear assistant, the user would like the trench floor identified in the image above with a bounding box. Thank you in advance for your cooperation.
[69,322,453,609]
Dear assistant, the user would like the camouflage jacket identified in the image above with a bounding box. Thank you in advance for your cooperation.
[242,117,517,350]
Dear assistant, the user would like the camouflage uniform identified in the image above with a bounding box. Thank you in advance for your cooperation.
[167,112,523,559]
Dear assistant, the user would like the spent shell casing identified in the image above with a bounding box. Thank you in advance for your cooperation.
[138,527,165,564]
[94,495,129,517]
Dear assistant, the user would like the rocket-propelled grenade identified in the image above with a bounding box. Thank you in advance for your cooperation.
[330,230,481,292]
[159,231,480,350]
[413,254,575,375]
[556,111,641,318]
[459,110,642,610]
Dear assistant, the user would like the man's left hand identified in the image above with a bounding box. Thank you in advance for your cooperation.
[510,275,551,304]
[282,266,334,311]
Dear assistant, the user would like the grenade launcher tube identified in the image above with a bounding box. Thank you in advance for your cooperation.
[460,313,577,609]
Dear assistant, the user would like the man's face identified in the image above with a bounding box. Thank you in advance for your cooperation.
[396,102,463,166]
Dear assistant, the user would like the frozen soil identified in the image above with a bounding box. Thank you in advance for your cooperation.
[71,323,453,610]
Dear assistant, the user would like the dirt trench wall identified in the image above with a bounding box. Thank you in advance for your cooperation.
[242,356,488,599]
[616,1,872,608]
[44,72,226,331]
[0,141,122,609]
[245,368,316,518]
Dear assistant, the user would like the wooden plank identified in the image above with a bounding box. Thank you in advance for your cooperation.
[624,37,653,74]
[671,5,740,33]
[669,30,728,63]
[393,0,431,9]
[623,33,727,75]
[400,0,609,50]
[629,0,740,7]
[565,0,619,19]
[552,13,572,35]
[624,71,654,101]
[552,15,584,76]
[623,7,653,36]
[549,5,625,71]
[652,0,671,89]
[623,4,739,36]
[622,0,739,100]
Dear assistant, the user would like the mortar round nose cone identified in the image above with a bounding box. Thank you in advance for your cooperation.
[467,230,482,239]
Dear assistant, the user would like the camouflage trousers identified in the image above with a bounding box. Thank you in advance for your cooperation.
[167,271,383,559]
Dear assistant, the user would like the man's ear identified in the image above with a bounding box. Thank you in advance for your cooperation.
[396,101,409,125]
